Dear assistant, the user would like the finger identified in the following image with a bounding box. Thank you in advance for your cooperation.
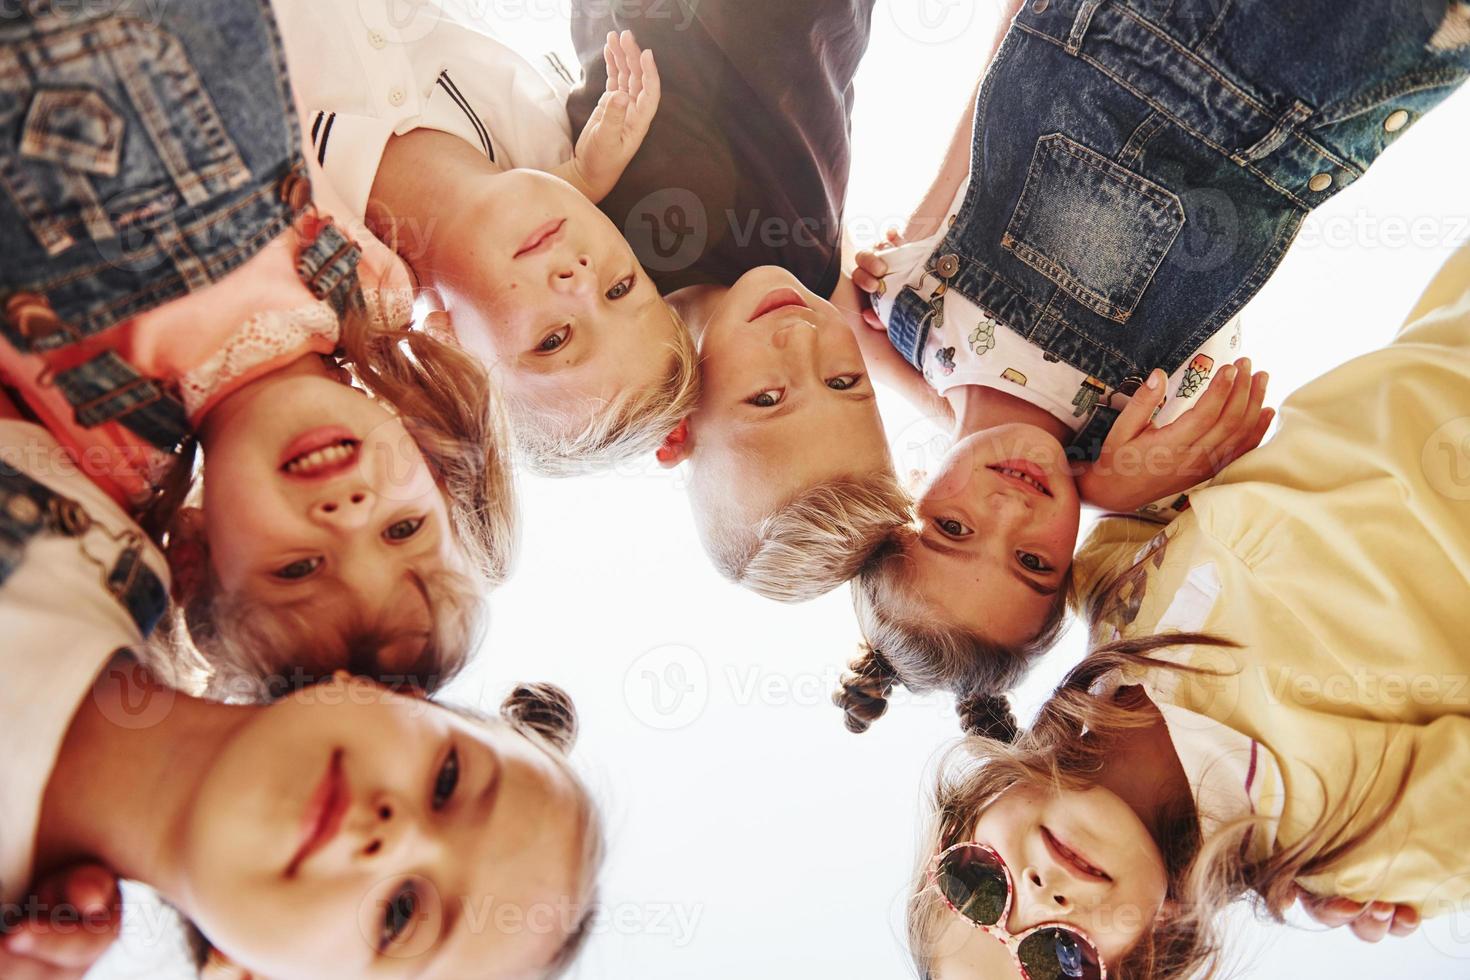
[856,250,888,278]
[0,950,86,980]
[620,31,644,100]
[1349,904,1394,943]
[1166,362,1240,443]
[600,90,631,135]
[1212,358,1256,436]
[606,31,629,93]
[853,269,883,294]
[1212,368,1269,461]
[1299,895,1365,928]
[637,49,661,118]
[886,227,904,247]
[861,308,886,331]
[1103,369,1168,448]
[1389,905,1421,938]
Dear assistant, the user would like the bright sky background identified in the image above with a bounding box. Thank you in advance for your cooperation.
[96,2,1470,977]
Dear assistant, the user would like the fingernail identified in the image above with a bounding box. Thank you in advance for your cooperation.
[1146,369,1162,390]
[4,930,34,953]
[1371,905,1394,921]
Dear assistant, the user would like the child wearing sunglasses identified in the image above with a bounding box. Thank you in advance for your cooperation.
[905,241,1470,979]
[841,0,1470,727]
[273,0,700,476]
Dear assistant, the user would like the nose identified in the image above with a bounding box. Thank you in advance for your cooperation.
[548,253,594,295]
[311,488,375,531]
[1016,864,1074,923]
[770,318,818,354]
[356,790,412,864]
[981,491,1033,534]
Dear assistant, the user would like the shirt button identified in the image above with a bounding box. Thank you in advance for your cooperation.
[936,253,961,278]
[368,29,387,49]
[388,86,406,107]
[1384,109,1410,134]
[1308,173,1334,193]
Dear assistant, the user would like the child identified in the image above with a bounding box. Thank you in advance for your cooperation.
[905,241,1470,979]
[843,0,1470,716]
[272,0,700,475]
[565,0,909,601]
[0,1,502,695]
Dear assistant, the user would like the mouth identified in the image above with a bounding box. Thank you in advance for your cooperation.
[514,218,566,259]
[287,749,349,878]
[988,459,1052,498]
[279,427,361,481]
[1042,826,1112,883]
[748,288,811,322]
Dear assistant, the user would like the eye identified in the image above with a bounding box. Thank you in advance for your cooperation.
[272,556,323,581]
[746,388,785,408]
[380,882,418,950]
[1018,551,1054,574]
[432,747,460,810]
[535,325,571,353]
[384,516,425,542]
[826,373,864,391]
[605,273,637,300]
[936,519,972,539]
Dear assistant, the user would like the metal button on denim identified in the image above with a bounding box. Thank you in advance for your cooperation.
[5,495,40,526]
[1308,173,1334,193]
[50,497,92,536]
[5,293,63,342]
[1384,110,1410,133]
[369,30,387,49]
[1034,0,1050,11]
[388,87,407,107]
[277,167,313,212]
[936,254,960,278]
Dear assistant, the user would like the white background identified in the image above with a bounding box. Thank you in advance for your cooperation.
[97,1,1470,977]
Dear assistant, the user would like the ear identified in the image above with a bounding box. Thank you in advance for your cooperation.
[422,310,457,344]
[166,506,210,603]
[655,418,693,469]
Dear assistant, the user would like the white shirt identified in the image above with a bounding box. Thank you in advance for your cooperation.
[0,422,169,905]
[271,0,576,219]
[874,177,1244,432]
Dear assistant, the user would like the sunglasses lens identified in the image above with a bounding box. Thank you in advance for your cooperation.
[1016,927,1106,980]
[936,844,1009,927]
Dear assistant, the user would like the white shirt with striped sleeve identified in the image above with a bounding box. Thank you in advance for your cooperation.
[271,0,576,220]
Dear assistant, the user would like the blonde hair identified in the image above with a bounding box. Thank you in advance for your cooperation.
[157,294,513,694]
[908,635,1414,980]
[706,471,912,603]
[837,524,1073,732]
[514,305,700,477]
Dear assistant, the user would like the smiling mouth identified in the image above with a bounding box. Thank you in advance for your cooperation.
[748,288,811,322]
[988,460,1053,498]
[281,439,361,481]
[287,749,349,878]
[515,218,566,259]
[1042,826,1112,883]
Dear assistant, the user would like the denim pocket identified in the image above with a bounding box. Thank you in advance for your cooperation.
[1002,134,1184,324]
[0,16,250,258]
[20,88,125,177]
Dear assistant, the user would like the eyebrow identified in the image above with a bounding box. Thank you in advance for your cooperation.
[918,536,1059,596]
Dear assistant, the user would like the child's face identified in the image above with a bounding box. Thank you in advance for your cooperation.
[678,266,891,531]
[178,675,589,979]
[928,784,1167,978]
[201,373,462,665]
[905,425,1081,648]
[437,170,684,425]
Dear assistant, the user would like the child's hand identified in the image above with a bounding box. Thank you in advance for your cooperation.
[851,229,904,329]
[0,864,121,979]
[1078,358,1273,513]
[569,30,661,203]
[1287,887,1421,942]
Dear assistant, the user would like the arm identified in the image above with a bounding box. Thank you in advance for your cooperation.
[900,0,1024,242]
[554,31,661,203]
[0,864,121,980]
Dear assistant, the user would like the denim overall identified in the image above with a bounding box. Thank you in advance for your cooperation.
[0,461,167,634]
[886,0,1470,459]
[0,0,361,462]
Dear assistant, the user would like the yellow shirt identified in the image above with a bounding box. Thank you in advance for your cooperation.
[1076,244,1470,915]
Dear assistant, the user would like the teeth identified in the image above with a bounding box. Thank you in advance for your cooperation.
[284,440,357,475]
[995,466,1048,496]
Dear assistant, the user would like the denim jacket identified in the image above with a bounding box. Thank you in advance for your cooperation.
[887,0,1470,454]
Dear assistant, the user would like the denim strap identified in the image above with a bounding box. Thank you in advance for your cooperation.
[51,350,190,452]
[0,464,168,635]
[1066,404,1121,464]
[296,222,362,318]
